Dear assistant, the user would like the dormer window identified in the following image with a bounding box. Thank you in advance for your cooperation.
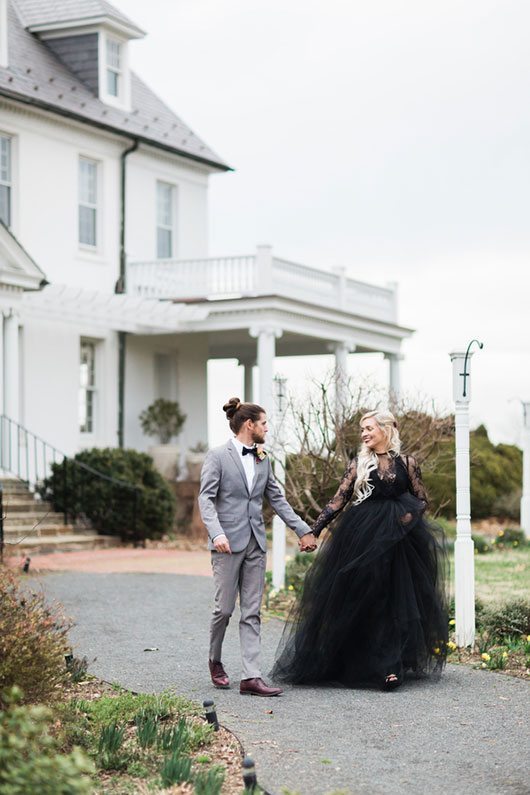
[106,38,121,97]
[0,134,11,227]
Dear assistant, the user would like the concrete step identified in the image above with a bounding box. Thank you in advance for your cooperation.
[0,480,33,495]
[2,524,77,537]
[2,499,56,513]
[4,533,120,554]
[3,512,69,527]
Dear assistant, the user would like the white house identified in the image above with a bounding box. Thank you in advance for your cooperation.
[0,0,413,476]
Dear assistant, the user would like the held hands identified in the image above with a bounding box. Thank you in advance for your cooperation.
[298,532,317,553]
[213,534,232,554]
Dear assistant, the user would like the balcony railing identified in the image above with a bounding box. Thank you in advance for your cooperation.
[127,247,397,323]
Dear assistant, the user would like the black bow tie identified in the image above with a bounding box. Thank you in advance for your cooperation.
[242,446,258,457]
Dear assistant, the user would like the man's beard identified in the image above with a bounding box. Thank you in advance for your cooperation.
[251,429,266,445]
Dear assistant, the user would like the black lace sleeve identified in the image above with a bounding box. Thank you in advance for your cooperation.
[311,458,357,538]
[405,455,429,512]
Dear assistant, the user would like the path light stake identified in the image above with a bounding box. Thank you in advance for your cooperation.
[203,699,219,731]
[242,755,257,792]
[450,340,483,648]
[22,556,31,573]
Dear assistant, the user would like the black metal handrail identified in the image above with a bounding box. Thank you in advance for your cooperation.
[0,414,143,556]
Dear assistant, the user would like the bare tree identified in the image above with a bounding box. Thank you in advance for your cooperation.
[278,373,454,522]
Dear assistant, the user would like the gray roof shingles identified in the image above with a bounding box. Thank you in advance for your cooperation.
[0,0,229,171]
[14,0,144,35]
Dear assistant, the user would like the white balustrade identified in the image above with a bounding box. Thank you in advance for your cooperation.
[127,252,397,321]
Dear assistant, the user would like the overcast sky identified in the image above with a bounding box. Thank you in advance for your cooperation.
[121,0,530,446]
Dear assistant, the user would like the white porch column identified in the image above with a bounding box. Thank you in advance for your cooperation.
[4,310,19,423]
[450,348,480,647]
[238,358,255,403]
[249,326,282,417]
[328,341,355,415]
[385,352,403,400]
[520,402,530,539]
[0,312,4,417]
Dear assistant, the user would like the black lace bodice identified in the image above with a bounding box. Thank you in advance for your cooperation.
[312,454,428,538]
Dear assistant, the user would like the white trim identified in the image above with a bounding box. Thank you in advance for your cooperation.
[98,31,131,111]
[28,18,145,40]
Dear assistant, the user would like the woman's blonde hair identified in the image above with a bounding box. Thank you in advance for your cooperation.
[353,410,401,505]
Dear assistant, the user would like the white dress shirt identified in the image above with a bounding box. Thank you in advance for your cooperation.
[231,437,255,491]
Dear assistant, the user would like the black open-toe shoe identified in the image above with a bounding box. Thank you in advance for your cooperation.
[383,673,401,691]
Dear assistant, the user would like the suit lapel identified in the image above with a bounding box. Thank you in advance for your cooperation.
[226,440,250,495]
[250,455,267,497]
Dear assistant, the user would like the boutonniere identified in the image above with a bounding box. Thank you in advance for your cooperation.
[256,446,267,462]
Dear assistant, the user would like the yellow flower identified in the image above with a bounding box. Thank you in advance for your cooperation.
[433,647,441,655]
[513,541,519,547]
[447,641,457,651]
[288,585,294,591]
[502,651,508,658]
[449,619,456,626]
[498,529,505,537]
[481,662,487,669]
[526,635,530,642]
[481,653,491,662]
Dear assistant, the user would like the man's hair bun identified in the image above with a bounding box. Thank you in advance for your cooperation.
[223,397,242,419]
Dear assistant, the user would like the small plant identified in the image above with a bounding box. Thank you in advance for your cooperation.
[160,752,193,786]
[492,527,527,550]
[189,441,208,454]
[157,718,189,754]
[472,534,492,554]
[65,654,90,683]
[0,567,70,705]
[135,710,158,748]
[139,398,187,444]
[0,686,94,793]
[285,553,315,593]
[479,599,530,640]
[194,764,225,794]
[97,722,127,770]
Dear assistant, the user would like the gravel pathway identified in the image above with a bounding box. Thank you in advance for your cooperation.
[30,571,530,795]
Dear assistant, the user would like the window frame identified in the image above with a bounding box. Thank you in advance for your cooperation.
[106,37,121,98]
[0,133,12,228]
[78,156,99,249]
[156,180,175,259]
[79,339,97,435]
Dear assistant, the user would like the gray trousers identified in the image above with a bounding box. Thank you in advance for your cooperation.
[209,534,266,680]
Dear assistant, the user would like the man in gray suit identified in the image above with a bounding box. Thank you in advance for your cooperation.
[199,397,316,696]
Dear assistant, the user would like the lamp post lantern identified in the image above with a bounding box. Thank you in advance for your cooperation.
[520,401,530,539]
[272,375,288,590]
[450,340,483,647]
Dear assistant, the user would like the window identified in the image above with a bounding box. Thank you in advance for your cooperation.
[79,341,96,433]
[156,181,174,258]
[0,134,11,227]
[78,157,97,247]
[106,38,121,97]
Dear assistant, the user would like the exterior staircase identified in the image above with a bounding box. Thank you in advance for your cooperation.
[1,478,119,555]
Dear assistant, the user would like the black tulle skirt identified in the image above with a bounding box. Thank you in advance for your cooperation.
[272,493,448,687]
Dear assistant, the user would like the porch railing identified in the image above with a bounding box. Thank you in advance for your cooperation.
[0,415,142,560]
[127,249,397,322]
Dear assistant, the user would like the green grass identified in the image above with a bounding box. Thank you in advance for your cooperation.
[67,691,198,730]
[449,546,530,604]
[474,546,530,604]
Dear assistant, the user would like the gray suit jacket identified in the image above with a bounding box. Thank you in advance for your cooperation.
[198,440,311,553]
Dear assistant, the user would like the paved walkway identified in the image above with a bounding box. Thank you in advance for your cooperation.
[28,563,530,795]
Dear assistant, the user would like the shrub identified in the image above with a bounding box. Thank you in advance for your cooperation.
[285,553,315,593]
[479,599,530,640]
[0,567,70,706]
[0,686,94,794]
[492,527,527,550]
[472,534,492,554]
[139,398,186,444]
[41,448,176,541]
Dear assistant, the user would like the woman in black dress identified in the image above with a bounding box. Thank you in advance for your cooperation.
[272,410,448,690]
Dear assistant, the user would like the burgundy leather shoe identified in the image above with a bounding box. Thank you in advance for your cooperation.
[209,660,230,689]
[240,677,283,697]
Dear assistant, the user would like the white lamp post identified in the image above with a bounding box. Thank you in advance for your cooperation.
[450,340,483,648]
[272,375,288,590]
[520,402,530,539]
